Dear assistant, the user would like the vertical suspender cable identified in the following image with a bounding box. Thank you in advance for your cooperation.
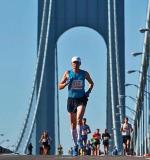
[55,45,60,145]
[108,0,118,149]
[113,0,123,151]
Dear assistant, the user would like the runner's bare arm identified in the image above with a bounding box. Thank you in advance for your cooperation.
[58,71,68,90]
[88,127,91,134]
[85,71,94,92]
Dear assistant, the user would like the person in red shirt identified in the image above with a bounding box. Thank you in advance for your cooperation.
[92,129,101,155]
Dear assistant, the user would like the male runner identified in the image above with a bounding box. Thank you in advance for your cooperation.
[92,129,101,155]
[59,56,94,156]
[120,117,133,155]
[102,129,111,155]
[80,118,91,155]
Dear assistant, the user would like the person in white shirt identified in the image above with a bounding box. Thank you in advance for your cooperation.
[120,117,133,155]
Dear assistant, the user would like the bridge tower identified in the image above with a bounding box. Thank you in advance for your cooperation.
[16,0,125,154]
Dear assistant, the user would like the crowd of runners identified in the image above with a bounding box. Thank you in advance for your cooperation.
[67,116,133,156]
[67,118,111,156]
[32,116,133,156]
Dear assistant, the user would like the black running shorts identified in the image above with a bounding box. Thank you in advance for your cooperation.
[67,96,88,113]
[122,135,131,144]
[93,139,100,146]
[103,140,109,146]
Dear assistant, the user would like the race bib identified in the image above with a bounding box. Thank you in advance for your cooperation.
[71,80,83,89]
[104,137,109,140]
[82,130,87,135]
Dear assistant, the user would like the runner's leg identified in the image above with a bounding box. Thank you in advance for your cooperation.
[122,136,126,155]
[125,140,128,155]
[104,145,106,155]
[104,145,107,155]
[123,142,126,155]
[105,145,108,155]
[76,105,85,143]
[97,144,100,155]
[126,139,130,155]
[69,112,77,146]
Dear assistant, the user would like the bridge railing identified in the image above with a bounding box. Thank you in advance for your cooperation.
[132,0,150,155]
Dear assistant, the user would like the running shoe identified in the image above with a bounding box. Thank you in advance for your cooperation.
[72,145,78,156]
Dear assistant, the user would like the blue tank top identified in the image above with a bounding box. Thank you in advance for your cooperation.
[68,69,85,98]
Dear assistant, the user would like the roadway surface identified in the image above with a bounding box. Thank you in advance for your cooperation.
[0,155,150,160]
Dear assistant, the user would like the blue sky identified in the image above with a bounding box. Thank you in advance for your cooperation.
[0,0,148,154]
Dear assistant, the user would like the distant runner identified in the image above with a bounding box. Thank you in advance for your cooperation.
[102,129,111,155]
[81,118,91,146]
[92,129,101,155]
[120,117,133,155]
[80,118,91,155]
[39,131,52,155]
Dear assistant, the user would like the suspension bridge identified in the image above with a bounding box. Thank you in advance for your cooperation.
[1,0,150,159]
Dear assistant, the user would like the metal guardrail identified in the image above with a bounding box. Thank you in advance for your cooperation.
[132,0,150,155]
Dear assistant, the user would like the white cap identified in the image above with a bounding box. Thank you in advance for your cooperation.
[71,56,81,63]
